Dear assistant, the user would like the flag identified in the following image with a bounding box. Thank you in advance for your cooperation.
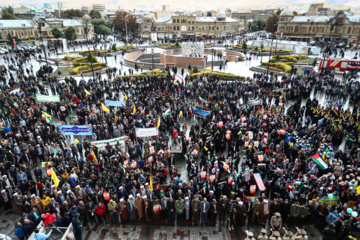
[175,73,184,84]
[125,152,130,158]
[165,108,171,115]
[42,111,52,118]
[157,116,161,127]
[173,81,178,85]
[41,112,53,124]
[199,96,207,103]
[84,88,91,95]
[310,152,328,170]
[202,184,206,194]
[123,91,128,101]
[101,102,109,112]
[188,106,193,115]
[184,154,189,161]
[239,98,244,104]
[61,140,66,149]
[51,168,60,187]
[184,163,188,169]
[92,149,98,164]
[179,111,183,118]
[149,176,153,190]
[133,104,136,114]
[74,138,79,144]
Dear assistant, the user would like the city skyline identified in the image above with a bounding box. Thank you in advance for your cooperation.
[1,0,360,11]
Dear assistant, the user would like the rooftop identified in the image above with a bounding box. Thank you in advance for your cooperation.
[0,20,35,29]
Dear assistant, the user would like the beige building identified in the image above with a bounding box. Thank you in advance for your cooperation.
[307,3,350,16]
[141,13,243,39]
[0,19,94,47]
[277,9,360,44]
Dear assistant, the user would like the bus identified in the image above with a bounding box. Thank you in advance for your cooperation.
[318,59,360,72]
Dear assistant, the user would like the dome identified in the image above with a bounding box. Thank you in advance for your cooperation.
[280,8,293,17]
[216,12,227,19]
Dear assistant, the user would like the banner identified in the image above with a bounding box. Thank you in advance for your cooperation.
[58,125,93,135]
[91,136,126,153]
[248,98,262,106]
[135,127,159,137]
[192,108,211,119]
[36,94,60,102]
[10,88,21,95]
[105,100,126,107]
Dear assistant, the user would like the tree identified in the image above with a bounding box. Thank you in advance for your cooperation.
[62,9,84,19]
[265,13,280,33]
[248,19,266,32]
[51,28,63,38]
[7,34,21,47]
[2,12,16,19]
[97,25,111,40]
[91,18,106,36]
[2,6,14,15]
[293,11,299,16]
[89,9,101,19]
[206,12,212,17]
[112,11,138,38]
[64,27,77,41]
[241,42,247,50]
[112,44,117,52]
[86,53,97,63]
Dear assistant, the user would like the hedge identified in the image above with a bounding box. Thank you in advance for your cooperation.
[262,62,292,73]
[79,49,111,55]
[118,45,137,50]
[71,63,107,75]
[81,66,102,73]
[72,57,98,66]
[191,69,245,80]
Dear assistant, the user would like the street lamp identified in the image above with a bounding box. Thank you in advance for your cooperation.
[151,45,154,69]
[88,46,95,79]
[260,41,263,63]
[36,18,49,66]
[211,48,215,71]
[125,15,129,45]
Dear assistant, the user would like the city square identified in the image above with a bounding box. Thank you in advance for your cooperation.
[0,1,360,240]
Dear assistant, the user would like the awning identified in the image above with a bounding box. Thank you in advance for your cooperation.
[314,35,323,37]
[341,35,349,39]
[350,36,358,39]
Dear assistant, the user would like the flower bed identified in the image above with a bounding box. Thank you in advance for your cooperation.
[79,49,111,55]
[81,66,102,73]
[118,45,137,50]
[191,68,246,81]
[262,62,292,73]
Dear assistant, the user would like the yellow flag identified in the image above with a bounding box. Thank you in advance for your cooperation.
[133,104,136,114]
[179,111,183,118]
[173,81,178,85]
[123,91,128,101]
[101,102,109,112]
[42,111,52,118]
[74,138,79,144]
[92,149,98,164]
[84,88,91,95]
[157,116,161,128]
[149,176,153,190]
[51,168,60,187]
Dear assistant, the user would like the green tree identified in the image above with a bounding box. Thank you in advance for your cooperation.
[7,34,21,47]
[2,6,14,15]
[206,12,212,17]
[293,11,299,16]
[112,44,117,52]
[86,53,97,63]
[91,18,106,39]
[51,28,63,38]
[265,13,280,33]
[89,9,101,19]
[248,19,266,31]
[97,25,111,40]
[64,27,77,41]
[62,9,84,19]
[2,12,16,19]
[241,42,247,50]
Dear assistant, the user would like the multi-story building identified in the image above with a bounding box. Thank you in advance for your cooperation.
[140,13,243,39]
[0,19,94,47]
[277,9,360,44]
[92,4,106,12]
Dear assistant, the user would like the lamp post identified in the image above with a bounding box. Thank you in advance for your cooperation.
[260,42,263,63]
[211,48,215,71]
[82,14,91,43]
[151,45,154,69]
[88,46,95,79]
[37,18,48,66]
[321,22,337,72]
[125,15,129,45]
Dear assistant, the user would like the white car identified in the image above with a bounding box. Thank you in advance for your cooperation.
[0,49,8,54]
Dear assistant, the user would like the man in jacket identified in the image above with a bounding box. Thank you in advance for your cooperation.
[219,196,229,224]
[72,213,82,240]
[23,219,36,238]
[191,196,200,222]
[270,212,282,231]
[94,202,106,225]
[107,199,118,224]
[167,197,176,224]
[175,197,185,221]
[200,198,210,225]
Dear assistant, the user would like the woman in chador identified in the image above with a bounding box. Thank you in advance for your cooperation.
[118,198,128,222]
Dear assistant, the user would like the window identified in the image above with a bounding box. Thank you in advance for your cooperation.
[294,26,299,32]
[177,19,179,23]
[144,26,148,31]
[173,19,175,23]
[192,26,194,31]
[347,27,351,34]
[177,26,179,30]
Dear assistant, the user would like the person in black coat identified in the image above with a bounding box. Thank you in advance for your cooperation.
[23,219,36,238]
[63,210,72,227]
[72,213,82,240]
[167,197,176,224]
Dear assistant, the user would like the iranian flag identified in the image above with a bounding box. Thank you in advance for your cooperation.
[125,152,130,158]
[311,152,328,170]
[188,106,193,115]
[41,112,53,124]
[175,73,184,84]
[184,154,189,161]
[184,163,188,170]
[239,98,244,104]
[165,108,171,115]
[199,96,207,103]
[202,184,206,194]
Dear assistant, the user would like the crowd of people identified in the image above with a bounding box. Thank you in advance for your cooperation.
[0,45,360,240]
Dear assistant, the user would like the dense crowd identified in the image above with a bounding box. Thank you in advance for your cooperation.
[0,47,360,240]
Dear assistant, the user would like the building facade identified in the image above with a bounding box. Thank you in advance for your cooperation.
[277,10,360,44]
[140,13,243,39]
[0,19,94,47]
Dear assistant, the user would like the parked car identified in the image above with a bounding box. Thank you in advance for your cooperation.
[336,42,346,48]
[0,48,8,54]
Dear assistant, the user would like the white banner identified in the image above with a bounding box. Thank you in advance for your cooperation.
[10,88,21,95]
[91,136,127,152]
[135,127,159,137]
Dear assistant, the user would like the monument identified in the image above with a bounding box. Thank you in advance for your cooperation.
[181,42,204,57]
